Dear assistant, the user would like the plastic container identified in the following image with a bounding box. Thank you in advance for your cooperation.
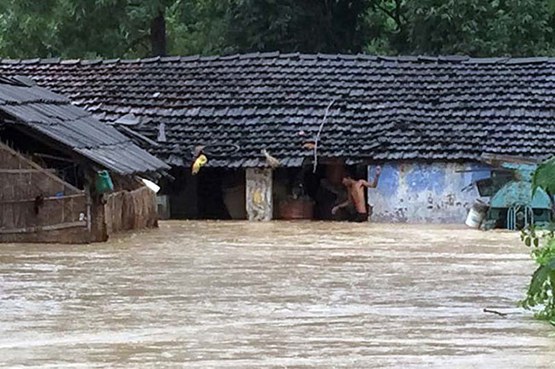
[95,170,114,194]
[465,201,488,228]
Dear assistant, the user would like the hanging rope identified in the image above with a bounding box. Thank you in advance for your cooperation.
[313,99,336,173]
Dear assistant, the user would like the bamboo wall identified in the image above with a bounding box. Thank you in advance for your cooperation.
[0,143,89,243]
[91,186,159,242]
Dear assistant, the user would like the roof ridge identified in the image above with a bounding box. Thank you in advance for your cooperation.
[3,53,555,66]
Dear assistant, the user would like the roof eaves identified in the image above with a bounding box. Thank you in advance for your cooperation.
[81,59,102,65]
[396,56,418,62]
[141,56,161,64]
[40,58,61,64]
[21,58,40,65]
[317,53,339,60]
[338,54,357,60]
[219,54,240,61]
[464,57,509,64]
[239,52,260,59]
[160,56,181,62]
[438,55,469,63]
[259,51,280,58]
[180,55,200,62]
[507,57,549,64]
[355,54,378,61]
[1,59,21,64]
[199,55,219,62]
[120,58,140,64]
[280,52,300,59]
[417,55,438,62]
[377,56,398,62]
[299,54,317,60]
[60,59,81,65]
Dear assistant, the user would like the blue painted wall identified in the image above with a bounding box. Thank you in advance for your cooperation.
[368,162,491,223]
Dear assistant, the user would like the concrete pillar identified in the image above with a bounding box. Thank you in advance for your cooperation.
[246,168,273,221]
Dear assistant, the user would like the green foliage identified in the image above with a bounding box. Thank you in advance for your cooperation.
[520,159,555,323]
[223,0,372,53]
[0,0,225,58]
[533,157,555,196]
[1,0,555,58]
[166,0,229,55]
[0,0,143,58]
[406,0,554,56]
[520,227,555,322]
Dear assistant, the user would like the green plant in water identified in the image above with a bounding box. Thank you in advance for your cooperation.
[520,223,555,323]
[520,228,555,321]
[518,158,555,322]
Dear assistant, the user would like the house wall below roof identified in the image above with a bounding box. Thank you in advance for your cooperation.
[368,162,491,224]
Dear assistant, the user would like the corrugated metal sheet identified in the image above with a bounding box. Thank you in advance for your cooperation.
[0,77,169,175]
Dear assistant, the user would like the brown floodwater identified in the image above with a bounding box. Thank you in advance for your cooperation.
[0,221,554,368]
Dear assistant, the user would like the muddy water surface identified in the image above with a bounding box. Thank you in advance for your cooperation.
[0,221,554,368]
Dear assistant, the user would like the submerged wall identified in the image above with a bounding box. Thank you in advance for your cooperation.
[368,162,491,223]
[92,186,159,242]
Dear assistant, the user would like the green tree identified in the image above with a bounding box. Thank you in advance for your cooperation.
[223,0,373,53]
[0,0,186,58]
[519,158,555,324]
[166,0,229,55]
[406,0,554,56]
[1,0,555,59]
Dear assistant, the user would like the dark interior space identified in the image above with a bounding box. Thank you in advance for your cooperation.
[160,167,197,219]
[274,162,368,220]
[0,125,84,189]
[161,162,369,221]
[197,168,230,219]
[162,167,246,220]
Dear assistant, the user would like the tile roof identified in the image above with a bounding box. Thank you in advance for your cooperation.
[0,77,169,175]
[1,53,555,167]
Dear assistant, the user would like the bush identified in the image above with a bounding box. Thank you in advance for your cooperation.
[520,226,555,322]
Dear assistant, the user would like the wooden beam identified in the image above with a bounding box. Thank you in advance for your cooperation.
[0,141,83,193]
[0,193,85,204]
[480,153,540,165]
[117,125,160,147]
[33,153,75,163]
[0,221,87,234]
[0,168,56,174]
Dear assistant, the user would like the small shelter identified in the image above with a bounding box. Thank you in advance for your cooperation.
[0,76,169,243]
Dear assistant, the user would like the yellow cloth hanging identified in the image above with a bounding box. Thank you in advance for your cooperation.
[192,154,208,175]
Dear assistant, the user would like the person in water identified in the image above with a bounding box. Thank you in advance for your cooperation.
[332,166,382,222]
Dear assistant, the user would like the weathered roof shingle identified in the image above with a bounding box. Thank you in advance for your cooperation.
[2,53,555,166]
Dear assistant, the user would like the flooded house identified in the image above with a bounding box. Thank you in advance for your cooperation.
[2,54,555,223]
[0,76,169,243]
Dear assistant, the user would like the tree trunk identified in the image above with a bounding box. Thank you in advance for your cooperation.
[150,9,167,56]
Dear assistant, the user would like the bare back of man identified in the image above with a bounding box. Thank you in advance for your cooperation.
[331,166,381,222]
[348,180,368,214]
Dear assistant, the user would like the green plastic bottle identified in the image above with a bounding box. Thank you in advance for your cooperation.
[96,170,114,193]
